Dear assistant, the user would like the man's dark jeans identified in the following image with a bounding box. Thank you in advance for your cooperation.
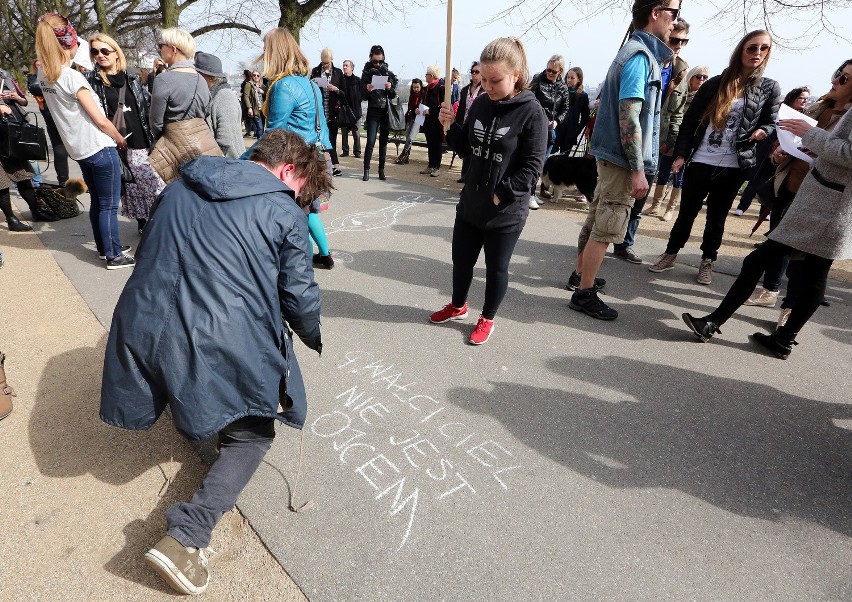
[166,416,275,549]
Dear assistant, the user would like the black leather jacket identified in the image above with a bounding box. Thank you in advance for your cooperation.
[674,73,781,170]
[86,69,154,148]
[360,61,398,113]
[529,72,570,127]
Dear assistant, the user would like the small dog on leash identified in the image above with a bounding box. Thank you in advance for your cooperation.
[540,153,598,203]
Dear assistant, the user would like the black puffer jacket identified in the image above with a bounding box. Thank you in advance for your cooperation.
[87,69,154,148]
[529,72,570,126]
[674,73,781,169]
[446,89,548,232]
[100,157,322,440]
[360,60,398,116]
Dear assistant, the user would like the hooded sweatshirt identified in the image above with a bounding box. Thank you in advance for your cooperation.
[100,157,321,440]
[446,89,548,232]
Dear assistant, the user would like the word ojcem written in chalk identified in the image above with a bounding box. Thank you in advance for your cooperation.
[310,350,522,551]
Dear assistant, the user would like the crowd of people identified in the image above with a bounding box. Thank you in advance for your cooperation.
[0,0,850,595]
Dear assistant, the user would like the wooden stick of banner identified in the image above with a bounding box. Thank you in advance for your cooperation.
[443,0,454,132]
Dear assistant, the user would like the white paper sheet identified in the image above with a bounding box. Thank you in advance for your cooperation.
[311,77,328,89]
[776,104,818,165]
[414,103,428,126]
[371,75,388,89]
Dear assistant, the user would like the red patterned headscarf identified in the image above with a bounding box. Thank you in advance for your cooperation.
[37,13,78,50]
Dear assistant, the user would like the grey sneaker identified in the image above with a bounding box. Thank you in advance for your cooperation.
[697,259,713,285]
[614,247,642,264]
[420,167,433,175]
[648,252,677,273]
[145,535,210,595]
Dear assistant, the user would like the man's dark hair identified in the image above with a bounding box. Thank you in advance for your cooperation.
[632,0,672,29]
[249,129,332,207]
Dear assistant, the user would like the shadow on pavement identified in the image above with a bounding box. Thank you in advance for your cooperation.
[27,336,206,593]
[445,356,852,538]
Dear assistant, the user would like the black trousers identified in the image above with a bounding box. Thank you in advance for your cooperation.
[422,119,443,169]
[451,216,523,320]
[326,119,339,164]
[707,240,833,337]
[665,162,746,261]
[364,115,389,171]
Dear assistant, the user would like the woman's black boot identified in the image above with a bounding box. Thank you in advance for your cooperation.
[362,169,370,182]
[378,169,386,181]
[6,216,33,232]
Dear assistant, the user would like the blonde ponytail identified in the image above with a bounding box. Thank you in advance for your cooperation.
[35,15,69,83]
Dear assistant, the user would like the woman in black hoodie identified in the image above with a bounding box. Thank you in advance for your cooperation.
[430,37,548,345]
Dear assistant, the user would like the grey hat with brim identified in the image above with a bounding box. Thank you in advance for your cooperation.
[194,52,226,78]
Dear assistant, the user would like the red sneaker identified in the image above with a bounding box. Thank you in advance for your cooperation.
[430,302,469,324]
[468,316,495,345]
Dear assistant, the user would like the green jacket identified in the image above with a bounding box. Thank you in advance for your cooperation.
[659,55,689,155]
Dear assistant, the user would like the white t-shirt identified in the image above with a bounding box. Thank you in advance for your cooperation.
[691,98,744,169]
[38,66,115,161]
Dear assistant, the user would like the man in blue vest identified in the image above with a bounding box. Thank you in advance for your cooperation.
[569,0,678,320]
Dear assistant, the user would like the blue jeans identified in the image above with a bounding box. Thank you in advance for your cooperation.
[614,172,654,252]
[166,416,275,548]
[250,116,264,138]
[78,148,123,260]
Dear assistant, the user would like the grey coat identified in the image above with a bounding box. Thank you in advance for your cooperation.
[206,82,246,158]
[148,60,210,138]
[769,106,852,260]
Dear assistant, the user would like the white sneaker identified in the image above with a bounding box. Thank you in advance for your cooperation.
[733,209,745,216]
[529,197,540,210]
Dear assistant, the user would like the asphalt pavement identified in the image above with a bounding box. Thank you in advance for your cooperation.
[13,153,852,601]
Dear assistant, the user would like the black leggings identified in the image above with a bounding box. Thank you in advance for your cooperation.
[451,216,523,320]
[707,239,833,336]
[363,115,389,170]
[326,120,339,164]
[665,162,745,260]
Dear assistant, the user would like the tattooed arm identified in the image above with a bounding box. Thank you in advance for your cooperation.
[619,98,649,199]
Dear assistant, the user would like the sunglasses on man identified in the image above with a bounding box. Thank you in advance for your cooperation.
[657,6,680,19]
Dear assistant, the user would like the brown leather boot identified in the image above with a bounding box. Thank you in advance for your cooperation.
[643,184,666,216]
[661,188,682,221]
[0,352,15,420]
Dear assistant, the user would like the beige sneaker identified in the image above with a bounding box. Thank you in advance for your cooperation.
[744,287,779,307]
[145,535,210,595]
[776,308,792,331]
[697,259,713,285]
[648,252,677,273]
[419,167,433,174]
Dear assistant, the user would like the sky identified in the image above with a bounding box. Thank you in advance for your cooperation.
[194,1,852,96]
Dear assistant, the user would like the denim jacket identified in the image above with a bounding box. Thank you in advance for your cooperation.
[590,30,673,173]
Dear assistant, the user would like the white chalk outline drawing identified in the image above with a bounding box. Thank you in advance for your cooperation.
[328,250,354,264]
[326,194,435,234]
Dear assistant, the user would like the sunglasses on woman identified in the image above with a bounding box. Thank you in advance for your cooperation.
[693,74,709,81]
[833,69,850,86]
[90,47,116,57]
[669,36,689,46]
[471,69,480,75]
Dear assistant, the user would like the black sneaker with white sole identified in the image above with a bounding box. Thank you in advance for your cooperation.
[106,254,136,270]
[681,313,721,342]
[99,245,132,260]
[569,289,618,320]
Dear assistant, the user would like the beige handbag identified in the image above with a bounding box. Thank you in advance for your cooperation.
[148,73,223,183]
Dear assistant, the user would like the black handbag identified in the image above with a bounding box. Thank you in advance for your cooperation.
[387,96,406,131]
[0,116,48,161]
[337,100,357,127]
[111,83,135,185]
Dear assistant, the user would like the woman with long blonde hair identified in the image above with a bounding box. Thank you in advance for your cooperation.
[649,30,781,285]
[35,13,134,269]
[252,28,335,269]
[86,33,163,234]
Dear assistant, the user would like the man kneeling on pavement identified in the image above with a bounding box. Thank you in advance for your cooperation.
[100,129,330,595]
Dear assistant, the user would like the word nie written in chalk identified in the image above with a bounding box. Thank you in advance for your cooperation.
[310,350,521,551]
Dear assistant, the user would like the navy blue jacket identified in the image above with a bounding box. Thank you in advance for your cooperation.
[100,157,322,440]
